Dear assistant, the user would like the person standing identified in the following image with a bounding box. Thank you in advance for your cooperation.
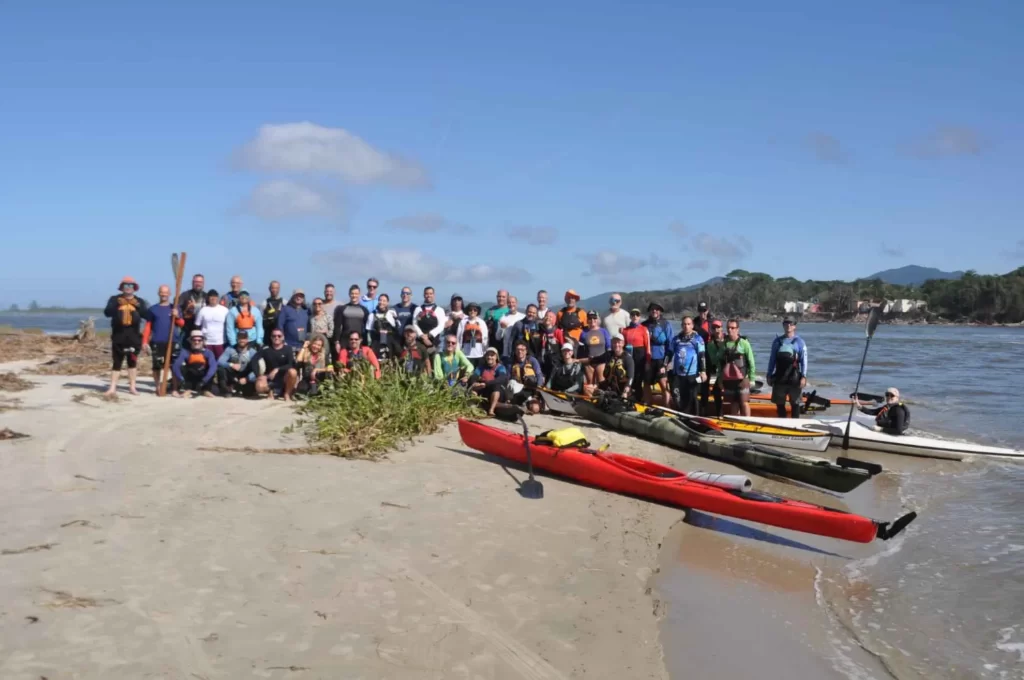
[366,293,399,361]
[262,280,284,344]
[667,316,706,414]
[693,301,715,414]
[103,276,149,396]
[536,290,550,320]
[484,289,510,351]
[766,317,808,418]
[642,302,673,405]
[221,275,244,309]
[195,290,229,359]
[497,295,525,363]
[621,308,651,398]
[308,297,335,340]
[711,319,755,417]
[177,273,206,339]
[446,294,467,330]
[333,284,370,348]
[277,289,310,349]
[701,320,727,417]
[142,284,183,394]
[393,286,418,333]
[457,303,489,367]
[602,293,630,337]
[413,286,447,351]
[321,283,341,322]
[226,290,263,348]
[360,277,379,313]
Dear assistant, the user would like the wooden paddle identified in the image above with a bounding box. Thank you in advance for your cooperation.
[158,252,187,396]
[842,305,882,450]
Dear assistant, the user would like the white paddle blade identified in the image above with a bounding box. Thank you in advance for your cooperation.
[171,254,179,276]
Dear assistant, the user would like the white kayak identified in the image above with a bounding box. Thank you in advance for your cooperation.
[723,415,1024,461]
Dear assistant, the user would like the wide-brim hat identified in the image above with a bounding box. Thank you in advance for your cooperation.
[647,302,663,312]
[119,276,139,291]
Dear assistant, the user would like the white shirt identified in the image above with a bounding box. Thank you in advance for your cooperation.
[602,309,631,337]
[456,316,490,359]
[498,311,526,356]
[196,304,229,346]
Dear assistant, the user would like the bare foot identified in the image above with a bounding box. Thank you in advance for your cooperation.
[171,392,183,399]
[128,388,140,396]
[183,392,194,399]
[202,391,214,398]
[282,396,292,402]
[104,389,117,397]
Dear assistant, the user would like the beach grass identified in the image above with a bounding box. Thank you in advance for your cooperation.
[0,372,37,392]
[288,362,482,460]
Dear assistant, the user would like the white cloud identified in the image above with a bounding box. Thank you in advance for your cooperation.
[238,179,346,224]
[232,121,430,187]
[581,251,676,286]
[905,126,984,159]
[313,248,532,285]
[692,233,752,262]
[508,226,558,245]
[385,213,470,234]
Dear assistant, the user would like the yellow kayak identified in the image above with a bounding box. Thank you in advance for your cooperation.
[633,404,833,453]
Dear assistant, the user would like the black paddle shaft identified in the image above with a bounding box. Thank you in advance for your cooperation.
[843,307,882,450]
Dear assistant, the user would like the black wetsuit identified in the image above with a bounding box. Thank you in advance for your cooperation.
[860,402,910,435]
[104,294,148,370]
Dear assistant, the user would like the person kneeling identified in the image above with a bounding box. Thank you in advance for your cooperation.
[597,334,635,400]
[255,329,299,401]
[508,340,544,413]
[172,330,218,397]
[337,330,381,379]
[217,330,259,397]
[546,343,585,394]
[297,334,334,396]
[468,347,509,416]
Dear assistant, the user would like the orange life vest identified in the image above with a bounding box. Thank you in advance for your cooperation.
[186,350,208,367]
[462,318,485,345]
[236,305,256,330]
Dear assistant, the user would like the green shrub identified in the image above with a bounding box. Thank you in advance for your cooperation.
[290,362,482,460]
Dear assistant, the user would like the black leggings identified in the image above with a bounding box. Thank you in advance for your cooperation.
[672,375,699,415]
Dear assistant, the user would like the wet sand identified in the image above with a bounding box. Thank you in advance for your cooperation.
[0,363,681,679]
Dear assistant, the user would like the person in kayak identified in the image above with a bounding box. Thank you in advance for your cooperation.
[667,316,706,414]
[393,287,418,334]
[308,297,335,341]
[277,289,309,349]
[445,294,466,330]
[484,289,510,351]
[216,329,259,397]
[142,284,184,394]
[366,293,399,362]
[579,310,611,386]
[468,347,509,416]
[642,302,673,405]
[398,325,431,375]
[360,277,379,313]
[602,294,630,338]
[226,290,263,348]
[221,275,244,309]
[104,276,149,397]
[497,296,525,363]
[536,289,550,320]
[766,317,808,418]
[457,302,489,367]
[413,286,447,351]
[599,333,636,400]
[622,308,651,398]
[710,319,755,417]
[433,331,474,387]
[172,330,218,397]
[546,343,585,394]
[256,328,298,401]
[855,388,911,435]
[177,273,206,339]
[261,280,284,344]
[701,319,726,417]
[334,284,370,347]
[296,334,334,396]
[556,289,587,344]
[337,329,381,379]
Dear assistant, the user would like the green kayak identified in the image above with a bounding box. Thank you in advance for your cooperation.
[573,400,877,494]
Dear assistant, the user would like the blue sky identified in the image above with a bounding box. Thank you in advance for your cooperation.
[2,1,1021,308]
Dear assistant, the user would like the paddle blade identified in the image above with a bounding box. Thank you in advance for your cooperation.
[850,391,884,403]
[171,253,179,276]
[866,305,882,338]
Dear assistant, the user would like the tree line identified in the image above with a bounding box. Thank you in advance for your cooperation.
[617,267,1024,324]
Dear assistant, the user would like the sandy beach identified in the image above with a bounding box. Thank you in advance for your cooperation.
[1,359,686,679]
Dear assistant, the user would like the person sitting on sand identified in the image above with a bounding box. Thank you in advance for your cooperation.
[855,388,911,435]
[171,330,218,397]
[103,276,149,396]
[195,289,229,360]
[337,330,381,379]
[578,310,611,386]
[457,302,489,366]
[141,284,183,394]
[366,293,399,362]
[255,328,298,401]
[546,343,585,394]
[599,334,635,400]
[308,297,334,341]
[217,330,259,397]
[433,331,473,386]
[296,334,333,396]
[398,325,431,375]
[508,340,544,413]
[277,289,309,350]
[468,347,510,416]
[226,289,263,348]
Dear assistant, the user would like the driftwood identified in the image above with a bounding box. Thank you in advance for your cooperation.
[73,317,96,343]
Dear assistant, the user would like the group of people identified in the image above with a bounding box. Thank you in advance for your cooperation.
[101,274,820,419]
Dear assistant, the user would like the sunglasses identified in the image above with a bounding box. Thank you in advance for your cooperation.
[885,392,896,398]
[610,298,621,304]
[367,284,378,289]
[271,333,283,338]
[401,291,411,295]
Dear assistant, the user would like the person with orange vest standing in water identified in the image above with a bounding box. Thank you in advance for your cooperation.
[226,290,264,348]
[556,289,588,347]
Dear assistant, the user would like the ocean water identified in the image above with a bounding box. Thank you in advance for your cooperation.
[668,321,1024,680]
[0,311,102,335]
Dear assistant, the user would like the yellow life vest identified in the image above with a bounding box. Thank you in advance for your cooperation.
[535,427,590,448]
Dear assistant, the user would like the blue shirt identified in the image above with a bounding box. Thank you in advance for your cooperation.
[668,332,705,376]
[643,318,674,361]
[767,335,808,379]
[276,304,309,348]
[360,295,377,313]
[144,303,179,345]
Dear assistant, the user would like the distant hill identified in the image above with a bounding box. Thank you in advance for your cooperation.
[860,265,964,287]
[580,277,724,311]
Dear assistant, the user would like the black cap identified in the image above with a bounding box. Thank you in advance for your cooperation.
[698,301,708,311]
[782,317,796,325]
[647,302,663,312]
[237,330,249,339]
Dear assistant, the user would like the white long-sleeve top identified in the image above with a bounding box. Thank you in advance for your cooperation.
[456,315,489,359]
[196,304,229,346]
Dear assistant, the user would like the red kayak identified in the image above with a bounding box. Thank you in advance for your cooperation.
[458,419,915,544]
